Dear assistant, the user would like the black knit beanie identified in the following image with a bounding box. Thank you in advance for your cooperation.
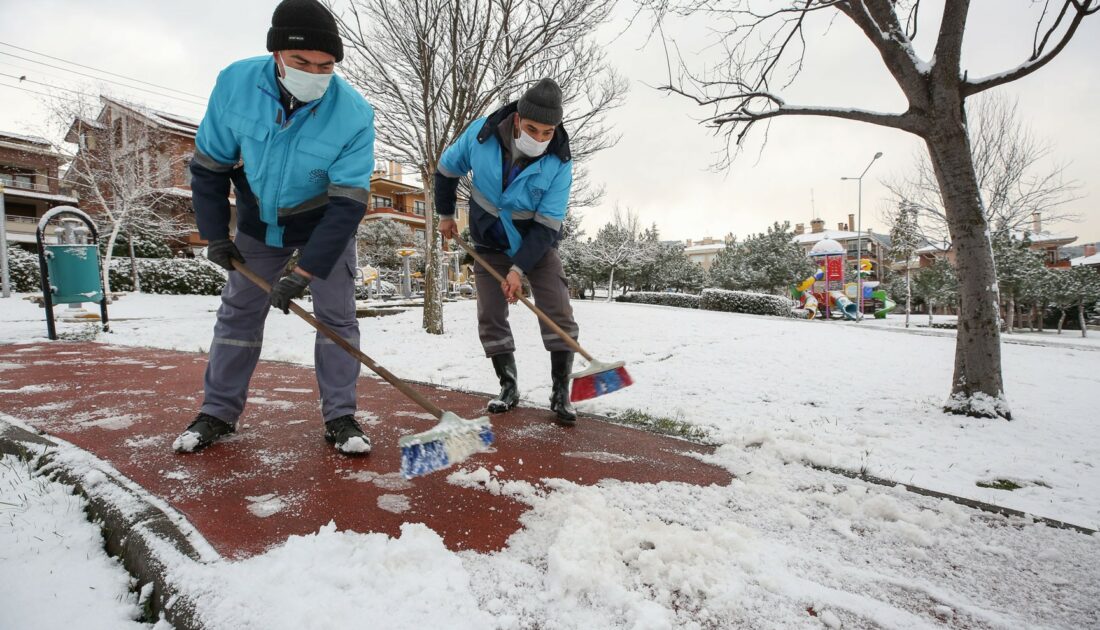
[267,0,344,63]
[518,78,563,126]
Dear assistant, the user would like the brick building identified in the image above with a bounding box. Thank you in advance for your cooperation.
[64,96,214,255]
[0,130,79,248]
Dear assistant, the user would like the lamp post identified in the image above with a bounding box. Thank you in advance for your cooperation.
[841,151,883,321]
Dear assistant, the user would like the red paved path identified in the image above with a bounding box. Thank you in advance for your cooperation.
[0,342,732,559]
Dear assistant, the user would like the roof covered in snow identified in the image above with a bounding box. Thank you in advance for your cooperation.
[685,242,726,254]
[1070,252,1100,267]
[1025,231,1076,246]
[795,229,890,246]
[0,130,51,146]
[101,96,200,137]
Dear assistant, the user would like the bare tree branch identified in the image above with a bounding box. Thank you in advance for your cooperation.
[964,0,1098,95]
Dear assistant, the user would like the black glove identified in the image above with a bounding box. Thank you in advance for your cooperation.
[206,239,244,271]
[270,273,311,314]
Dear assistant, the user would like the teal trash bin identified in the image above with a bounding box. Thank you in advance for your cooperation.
[44,244,103,304]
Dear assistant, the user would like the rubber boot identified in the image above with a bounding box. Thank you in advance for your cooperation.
[549,351,577,425]
[487,353,519,413]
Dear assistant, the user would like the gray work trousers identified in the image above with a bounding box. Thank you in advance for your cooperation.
[473,248,579,357]
[200,232,360,425]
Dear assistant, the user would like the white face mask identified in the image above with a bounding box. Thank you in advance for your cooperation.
[277,54,333,102]
[515,129,551,158]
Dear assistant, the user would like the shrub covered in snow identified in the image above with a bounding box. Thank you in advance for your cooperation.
[3,245,225,296]
[616,291,701,309]
[700,288,794,317]
[107,258,226,295]
[6,245,42,292]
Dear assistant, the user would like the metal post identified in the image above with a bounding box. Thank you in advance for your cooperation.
[0,183,10,298]
[856,175,863,318]
[402,256,411,298]
[841,151,883,322]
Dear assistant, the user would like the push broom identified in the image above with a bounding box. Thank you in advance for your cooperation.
[232,260,493,478]
[453,236,633,402]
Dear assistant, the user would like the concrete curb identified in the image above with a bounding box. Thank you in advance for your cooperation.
[0,420,208,630]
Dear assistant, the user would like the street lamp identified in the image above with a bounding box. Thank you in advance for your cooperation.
[841,151,883,321]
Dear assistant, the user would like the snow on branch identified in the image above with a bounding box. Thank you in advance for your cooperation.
[964,0,1098,96]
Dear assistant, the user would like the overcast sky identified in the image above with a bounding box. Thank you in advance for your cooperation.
[1,0,1096,244]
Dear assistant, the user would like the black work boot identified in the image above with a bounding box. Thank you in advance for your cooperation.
[173,413,235,453]
[324,415,372,455]
[549,351,577,426]
[487,353,519,413]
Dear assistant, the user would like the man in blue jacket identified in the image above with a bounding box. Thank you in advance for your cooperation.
[436,78,579,425]
[173,0,375,455]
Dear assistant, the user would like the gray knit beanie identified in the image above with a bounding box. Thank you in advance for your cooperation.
[517,78,563,126]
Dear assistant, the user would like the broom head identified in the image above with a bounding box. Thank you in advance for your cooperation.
[399,411,494,478]
[570,359,633,402]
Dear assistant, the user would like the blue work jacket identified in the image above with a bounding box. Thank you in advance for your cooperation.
[435,102,573,273]
[190,55,374,279]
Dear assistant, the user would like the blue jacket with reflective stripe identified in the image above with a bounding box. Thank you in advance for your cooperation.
[191,56,374,279]
[435,102,572,273]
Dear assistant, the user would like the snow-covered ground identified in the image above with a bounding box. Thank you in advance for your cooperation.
[0,454,171,630]
[2,292,1100,628]
[3,292,1095,528]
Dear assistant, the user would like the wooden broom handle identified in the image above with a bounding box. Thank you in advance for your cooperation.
[453,235,592,361]
[231,259,444,419]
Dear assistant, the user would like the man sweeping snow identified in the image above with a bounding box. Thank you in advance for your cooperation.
[174,0,375,455]
[436,78,580,425]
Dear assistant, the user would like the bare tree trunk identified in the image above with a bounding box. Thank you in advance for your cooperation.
[1079,302,1088,338]
[127,228,141,293]
[904,265,911,328]
[928,299,934,327]
[1057,309,1066,334]
[422,167,444,335]
[103,222,122,296]
[606,267,616,302]
[926,122,1010,418]
[1006,296,1015,333]
[1037,304,1044,333]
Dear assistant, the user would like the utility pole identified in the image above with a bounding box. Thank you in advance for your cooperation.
[841,151,883,321]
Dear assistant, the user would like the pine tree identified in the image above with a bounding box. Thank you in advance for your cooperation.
[889,204,921,327]
[993,234,1047,333]
[709,222,812,294]
[912,258,959,326]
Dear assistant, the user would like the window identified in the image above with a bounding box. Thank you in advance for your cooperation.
[372,195,392,209]
[413,200,426,216]
[1,172,34,189]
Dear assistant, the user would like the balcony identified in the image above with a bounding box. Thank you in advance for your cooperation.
[0,175,50,193]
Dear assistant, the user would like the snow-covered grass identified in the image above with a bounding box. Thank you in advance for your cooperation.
[0,454,170,630]
[3,292,1100,628]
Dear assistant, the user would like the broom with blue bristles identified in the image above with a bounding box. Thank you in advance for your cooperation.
[232,260,493,478]
[454,236,633,404]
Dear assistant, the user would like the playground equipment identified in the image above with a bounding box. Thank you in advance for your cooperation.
[360,265,379,300]
[396,246,418,298]
[871,289,897,319]
[790,242,892,320]
[35,206,109,340]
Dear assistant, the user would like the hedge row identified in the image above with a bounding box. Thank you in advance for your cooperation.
[700,288,794,317]
[615,291,701,309]
[618,288,795,318]
[5,245,226,296]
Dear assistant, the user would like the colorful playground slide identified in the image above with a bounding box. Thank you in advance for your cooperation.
[829,291,860,320]
[871,289,897,319]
